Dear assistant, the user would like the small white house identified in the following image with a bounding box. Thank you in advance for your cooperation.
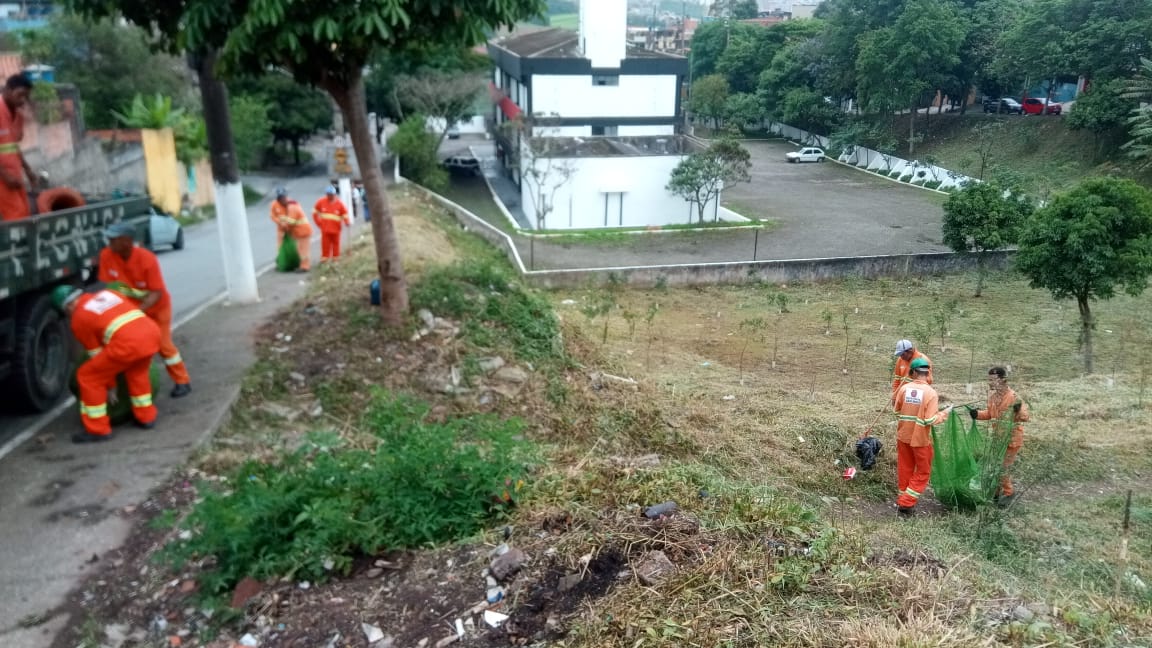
[485,0,735,230]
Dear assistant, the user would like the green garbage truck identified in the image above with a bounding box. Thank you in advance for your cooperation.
[0,196,152,412]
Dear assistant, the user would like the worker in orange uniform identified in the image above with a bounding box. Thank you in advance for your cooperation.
[0,74,39,221]
[312,185,350,262]
[891,339,932,402]
[271,187,312,271]
[969,366,1030,507]
[52,285,161,443]
[893,357,952,517]
[98,222,192,398]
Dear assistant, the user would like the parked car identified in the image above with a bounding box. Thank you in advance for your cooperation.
[441,155,481,175]
[1021,97,1062,115]
[982,98,1023,114]
[446,126,461,139]
[148,205,185,251]
[785,147,825,163]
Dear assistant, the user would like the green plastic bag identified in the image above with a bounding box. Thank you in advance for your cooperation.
[276,233,300,272]
[930,409,1013,509]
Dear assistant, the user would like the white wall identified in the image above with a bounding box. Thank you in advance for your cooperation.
[532,125,676,137]
[619,125,676,136]
[532,75,678,118]
[580,0,628,67]
[426,115,487,135]
[520,152,723,230]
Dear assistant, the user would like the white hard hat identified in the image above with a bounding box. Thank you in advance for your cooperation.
[894,339,914,356]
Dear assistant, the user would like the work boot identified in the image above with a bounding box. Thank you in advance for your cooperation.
[897,506,915,518]
[72,431,112,444]
[170,383,192,398]
[134,419,156,430]
[996,493,1016,509]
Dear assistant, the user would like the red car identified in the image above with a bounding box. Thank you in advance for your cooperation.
[1022,98,1062,115]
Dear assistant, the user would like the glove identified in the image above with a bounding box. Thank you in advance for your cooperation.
[969,408,978,420]
[1012,402,1022,413]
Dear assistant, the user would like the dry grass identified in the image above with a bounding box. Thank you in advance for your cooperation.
[200,187,1152,647]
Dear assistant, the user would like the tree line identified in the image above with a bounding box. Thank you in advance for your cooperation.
[688,0,1152,161]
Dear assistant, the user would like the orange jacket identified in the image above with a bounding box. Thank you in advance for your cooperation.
[892,350,933,395]
[0,98,27,221]
[976,386,1030,447]
[271,199,312,237]
[71,289,160,361]
[312,196,349,234]
[98,246,171,319]
[894,378,946,447]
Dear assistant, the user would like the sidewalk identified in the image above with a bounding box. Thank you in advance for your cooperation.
[0,269,309,648]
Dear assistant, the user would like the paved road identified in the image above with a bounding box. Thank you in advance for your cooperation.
[0,170,339,454]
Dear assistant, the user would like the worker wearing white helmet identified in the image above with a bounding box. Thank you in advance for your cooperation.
[891,338,932,400]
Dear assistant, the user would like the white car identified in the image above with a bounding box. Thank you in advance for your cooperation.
[148,205,185,251]
[786,147,826,163]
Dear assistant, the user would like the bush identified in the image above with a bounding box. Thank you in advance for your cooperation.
[390,114,448,191]
[899,174,913,183]
[888,170,902,178]
[410,262,563,362]
[924,180,942,190]
[162,391,535,594]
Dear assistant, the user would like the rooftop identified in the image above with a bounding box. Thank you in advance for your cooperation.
[528,135,698,158]
[491,27,685,60]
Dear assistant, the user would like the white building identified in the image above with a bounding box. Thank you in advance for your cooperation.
[487,0,727,230]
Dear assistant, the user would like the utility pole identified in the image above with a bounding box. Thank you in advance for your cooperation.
[189,50,259,304]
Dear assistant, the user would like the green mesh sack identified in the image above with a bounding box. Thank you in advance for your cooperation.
[276,234,300,272]
[930,409,1014,509]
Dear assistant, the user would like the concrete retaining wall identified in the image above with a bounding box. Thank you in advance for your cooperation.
[403,182,1013,289]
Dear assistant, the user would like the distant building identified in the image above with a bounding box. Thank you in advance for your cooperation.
[487,0,726,230]
[0,1,54,31]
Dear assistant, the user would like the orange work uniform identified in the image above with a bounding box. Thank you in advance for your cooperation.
[976,387,1030,497]
[312,196,350,261]
[98,246,190,387]
[893,378,947,509]
[0,98,28,221]
[71,290,161,435]
[892,350,933,396]
[271,199,313,270]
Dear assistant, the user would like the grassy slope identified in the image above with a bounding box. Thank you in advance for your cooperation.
[888,113,1152,197]
[198,188,1152,646]
[549,12,579,29]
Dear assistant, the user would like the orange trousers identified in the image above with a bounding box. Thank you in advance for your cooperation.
[276,228,312,270]
[1000,444,1021,496]
[0,182,29,221]
[152,308,190,385]
[896,441,934,508]
[320,230,341,260]
[78,321,160,435]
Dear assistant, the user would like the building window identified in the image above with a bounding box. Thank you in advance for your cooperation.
[592,74,619,86]
[591,125,618,137]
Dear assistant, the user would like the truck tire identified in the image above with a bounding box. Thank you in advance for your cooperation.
[36,187,87,214]
[8,293,69,412]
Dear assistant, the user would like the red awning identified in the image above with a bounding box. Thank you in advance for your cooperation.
[489,82,522,120]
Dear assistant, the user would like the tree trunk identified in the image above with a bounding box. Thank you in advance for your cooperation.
[974,254,985,297]
[908,102,916,156]
[190,50,258,304]
[1077,294,1094,374]
[292,139,301,166]
[329,73,410,326]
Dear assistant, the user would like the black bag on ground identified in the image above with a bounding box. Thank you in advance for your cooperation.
[856,437,883,470]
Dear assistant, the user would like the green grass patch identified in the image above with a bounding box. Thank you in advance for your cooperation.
[549,12,578,29]
[410,261,565,363]
[243,183,265,206]
[162,390,536,595]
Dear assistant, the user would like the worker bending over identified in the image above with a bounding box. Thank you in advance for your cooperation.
[271,187,312,272]
[53,286,160,443]
[98,222,192,398]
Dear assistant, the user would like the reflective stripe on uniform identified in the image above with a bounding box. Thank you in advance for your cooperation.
[0,143,19,154]
[130,394,153,408]
[896,414,936,426]
[317,212,344,221]
[102,311,145,344]
[81,403,108,418]
[903,488,921,500]
[87,348,103,358]
[163,353,183,366]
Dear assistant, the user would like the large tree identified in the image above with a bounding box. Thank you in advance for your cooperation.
[69,0,545,326]
[1015,177,1152,374]
[942,181,1032,297]
[666,139,752,224]
[396,71,486,147]
[18,14,194,129]
[230,73,333,165]
[690,74,731,128]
